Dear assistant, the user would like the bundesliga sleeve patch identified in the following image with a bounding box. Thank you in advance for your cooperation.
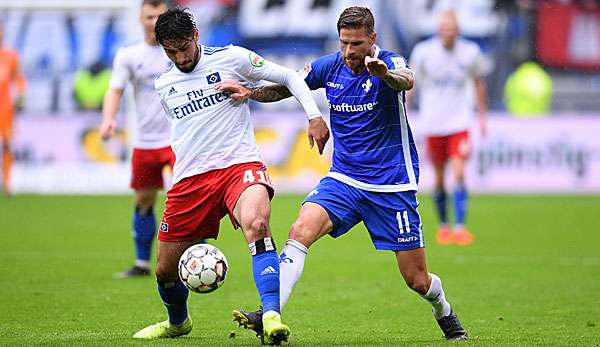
[248,51,265,67]
[391,56,406,69]
[298,63,312,78]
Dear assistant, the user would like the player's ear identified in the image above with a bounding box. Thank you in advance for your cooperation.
[193,29,199,43]
[369,31,377,46]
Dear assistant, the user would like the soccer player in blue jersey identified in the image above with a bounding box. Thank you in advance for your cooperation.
[217,6,468,341]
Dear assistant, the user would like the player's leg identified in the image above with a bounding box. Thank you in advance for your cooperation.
[132,239,195,339]
[360,190,466,340]
[1,114,14,196]
[232,202,333,339]
[224,162,289,344]
[232,183,290,344]
[395,249,467,340]
[281,177,362,308]
[119,148,162,277]
[128,188,159,275]
[134,172,221,339]
[427,135,451,244]
[279,202,333,306]
[232,177,359,339]
[449,131,473,245]
[1,137,12,196]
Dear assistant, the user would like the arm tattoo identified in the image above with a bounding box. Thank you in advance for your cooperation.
[250,85,293,103]
[381,68,414,91]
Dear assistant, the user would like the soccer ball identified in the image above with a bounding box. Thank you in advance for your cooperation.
[178,244,228,294]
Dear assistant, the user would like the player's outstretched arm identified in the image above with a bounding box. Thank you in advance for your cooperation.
[249,85,293,103]
[217,79,330,154]
[365,56,414,91]
[216,81,292,103]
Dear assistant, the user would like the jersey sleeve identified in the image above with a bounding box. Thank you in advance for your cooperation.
[382,52,409,71]
[109,47,130,90]
[299,55,331,90]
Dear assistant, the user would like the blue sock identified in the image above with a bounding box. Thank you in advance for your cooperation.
[433,189,448,225]
[157,280,189,326]
[250,238,280,314]
[133,206,156,264]
[453,185,468,226]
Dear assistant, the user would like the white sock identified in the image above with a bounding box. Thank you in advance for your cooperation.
[421,273,452,320]
[279,239,308,308]
[135,259,151,269]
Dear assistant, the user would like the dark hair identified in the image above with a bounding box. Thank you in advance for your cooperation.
[336,6,375,35]
[142,0,168,7]
[155,8,196,46]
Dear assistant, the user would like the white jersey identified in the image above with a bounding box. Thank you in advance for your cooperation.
[410,37,484,136]
[156,45,322,184]
[109,41,172,149]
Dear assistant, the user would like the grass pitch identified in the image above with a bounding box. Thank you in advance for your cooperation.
[1,194,599,346]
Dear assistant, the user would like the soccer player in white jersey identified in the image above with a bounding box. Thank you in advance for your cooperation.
[408,10,488,245]
[220,6,468,342]
[131,8,329,343]
[99,0,173,278]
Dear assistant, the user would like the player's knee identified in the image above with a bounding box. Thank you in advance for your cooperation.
[155,262,178,283]
[288,220,315,248]
[243,216,270,240]
[404,273,430,295]
[135,193,155,210]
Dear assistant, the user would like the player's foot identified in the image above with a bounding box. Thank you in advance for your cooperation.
[232,306,263,338]
[453,228,474,245]
[132,317,193,339]
[262,311,290,345]
[436,225,453,245]
[115,265,151,278]
[436,311,468,340]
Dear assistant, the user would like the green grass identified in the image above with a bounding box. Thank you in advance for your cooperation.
[1,194,599,346]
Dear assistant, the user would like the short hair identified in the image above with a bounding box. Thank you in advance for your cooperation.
[155,8,196,46]
[337,6,375,35]
[142,0,167,7]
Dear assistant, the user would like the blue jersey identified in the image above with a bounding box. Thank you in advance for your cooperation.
[303,45,419,192]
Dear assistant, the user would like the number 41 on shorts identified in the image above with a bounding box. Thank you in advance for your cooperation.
[243,169,272,185]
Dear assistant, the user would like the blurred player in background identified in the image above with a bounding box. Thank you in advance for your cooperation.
[131,8,329,344]
[99,0,173,277]
[221,6,468,341]
[0,24,26,197]
[408,10,487,246]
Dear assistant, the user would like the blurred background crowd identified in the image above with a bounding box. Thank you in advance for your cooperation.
[1,0,599,194]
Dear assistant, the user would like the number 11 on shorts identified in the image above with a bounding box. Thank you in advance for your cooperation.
[396,211,411,234]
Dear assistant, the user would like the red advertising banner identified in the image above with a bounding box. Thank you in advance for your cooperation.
[537,3,600,69]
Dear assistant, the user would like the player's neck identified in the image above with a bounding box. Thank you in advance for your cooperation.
[441,38,455,51]
[144,35,159,46]
[348,64,367,75]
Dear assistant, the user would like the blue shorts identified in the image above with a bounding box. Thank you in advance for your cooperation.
[304,176,424,251]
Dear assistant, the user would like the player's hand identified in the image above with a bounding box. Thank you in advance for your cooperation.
[99,119,117,140]
[215,80,252,102]
[365,56,388,78]
[308,116,330,155]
